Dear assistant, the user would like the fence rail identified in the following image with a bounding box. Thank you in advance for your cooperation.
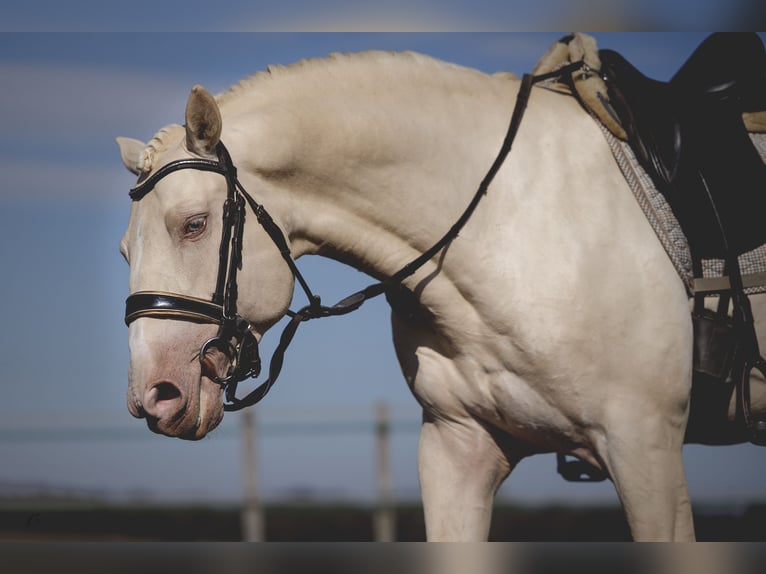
[0,402,417,541]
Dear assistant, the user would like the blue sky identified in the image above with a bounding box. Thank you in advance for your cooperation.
[2,0,764,31]
[2,26,766,511]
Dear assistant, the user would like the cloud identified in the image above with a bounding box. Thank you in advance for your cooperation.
[241,6,502,32]
[211,1,473,31]
[217,0,643,32]
[209,0,765,32]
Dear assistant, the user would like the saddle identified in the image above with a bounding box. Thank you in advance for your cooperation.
[540,34,766,480]
[599,33,766,260]
[598,34,766,448]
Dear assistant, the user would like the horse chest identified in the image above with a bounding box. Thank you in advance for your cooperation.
[395,319,585,449]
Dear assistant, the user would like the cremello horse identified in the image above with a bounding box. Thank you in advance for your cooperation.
[117,50,766,541]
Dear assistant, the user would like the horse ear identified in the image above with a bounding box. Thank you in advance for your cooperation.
[116,137,147,175]
[185,85,222,156]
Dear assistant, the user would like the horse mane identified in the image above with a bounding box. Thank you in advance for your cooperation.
[217,50,496,108]
[140,51,515,172]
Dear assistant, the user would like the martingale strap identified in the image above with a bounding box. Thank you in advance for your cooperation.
[125,63,585,411]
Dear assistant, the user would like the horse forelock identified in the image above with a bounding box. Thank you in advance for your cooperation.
[138,124,184,174]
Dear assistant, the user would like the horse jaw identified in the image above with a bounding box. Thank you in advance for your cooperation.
[126,319,225,440]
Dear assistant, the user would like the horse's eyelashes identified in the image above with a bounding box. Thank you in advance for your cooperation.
[182,214,208,238]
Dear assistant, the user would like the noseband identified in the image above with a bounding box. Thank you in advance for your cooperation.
[124,65,582,411]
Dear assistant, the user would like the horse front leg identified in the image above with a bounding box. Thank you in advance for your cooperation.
[417,414,517,541]
[598,408,695,541]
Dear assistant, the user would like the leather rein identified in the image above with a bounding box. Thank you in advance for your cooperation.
[124,64,583,412]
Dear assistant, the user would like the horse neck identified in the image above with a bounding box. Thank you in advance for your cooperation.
[222,56,519,281]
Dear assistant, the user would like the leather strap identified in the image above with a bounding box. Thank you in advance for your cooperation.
[130,158,228,201]
[693,271,766,294]
[125,291,223,325]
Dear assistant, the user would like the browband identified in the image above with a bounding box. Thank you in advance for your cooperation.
[130,158,228,201]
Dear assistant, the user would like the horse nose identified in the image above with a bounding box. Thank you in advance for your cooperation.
[127,395,145,419]
[142,381,185,421]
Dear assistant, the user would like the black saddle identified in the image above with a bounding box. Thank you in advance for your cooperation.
[599,33,766,260]
[594,34,766,448]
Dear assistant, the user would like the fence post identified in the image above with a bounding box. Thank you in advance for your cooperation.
[374,401,395,541]
[241,408,264,541]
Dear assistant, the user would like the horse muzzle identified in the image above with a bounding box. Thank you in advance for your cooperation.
[125,290,261,392]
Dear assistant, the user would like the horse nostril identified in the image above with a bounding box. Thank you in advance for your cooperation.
[143,381,184,418]
[155,382,181,402]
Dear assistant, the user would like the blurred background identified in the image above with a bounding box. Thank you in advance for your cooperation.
[2,3,766,541]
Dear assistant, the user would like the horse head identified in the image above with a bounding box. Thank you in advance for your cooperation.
[117,86,295,440]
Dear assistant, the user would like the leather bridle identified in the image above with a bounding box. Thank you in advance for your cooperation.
[125,141,345,410]
[124,65,582,411]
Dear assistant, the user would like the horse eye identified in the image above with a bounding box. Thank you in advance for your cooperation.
[183,215,208,238]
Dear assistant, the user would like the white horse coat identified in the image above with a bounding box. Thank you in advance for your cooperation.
[117,51,765,541]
